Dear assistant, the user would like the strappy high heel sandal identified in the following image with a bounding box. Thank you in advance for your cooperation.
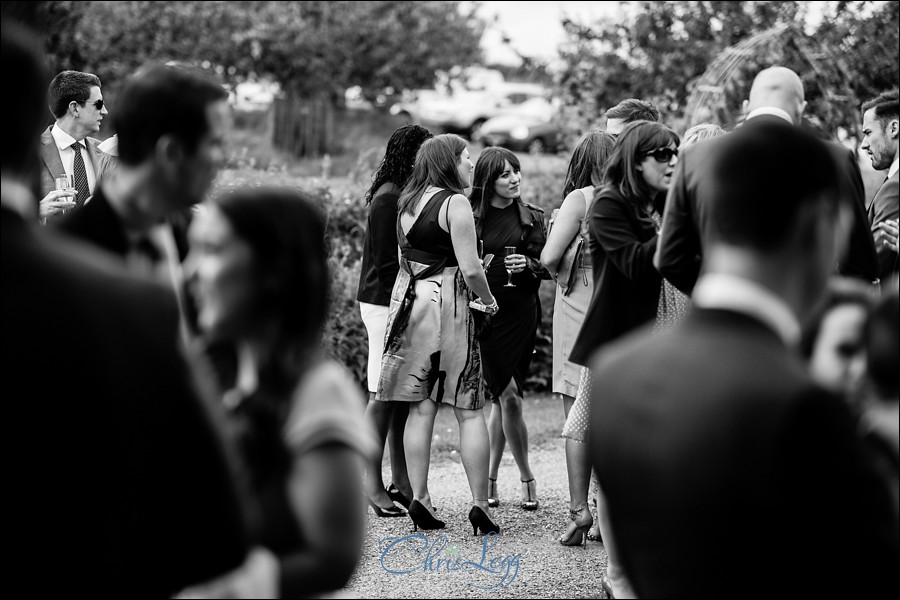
[468,503,501,536]
[559,502,593,547]
[520,478,539,511]
[488,477,499,508]
[408,500,445,531]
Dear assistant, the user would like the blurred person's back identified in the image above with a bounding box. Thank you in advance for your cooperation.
[2,20,249,595]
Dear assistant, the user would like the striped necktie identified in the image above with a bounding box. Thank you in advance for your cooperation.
[70,142,90,206]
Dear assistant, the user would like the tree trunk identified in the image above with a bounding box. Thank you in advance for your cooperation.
[273,90,335,158]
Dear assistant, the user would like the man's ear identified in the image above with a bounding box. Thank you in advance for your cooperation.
[741,99,749,117]
[155,134,185,166]
[888,118,899,140]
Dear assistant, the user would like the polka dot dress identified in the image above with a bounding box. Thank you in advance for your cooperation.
[650,210,690,333]
[561,366,592,442]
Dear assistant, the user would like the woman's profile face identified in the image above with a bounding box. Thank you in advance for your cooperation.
[185,204,258,341]
[810,303,868,396]
[637,142,678,194]
[492,159,521,201]
[457,146,474,189]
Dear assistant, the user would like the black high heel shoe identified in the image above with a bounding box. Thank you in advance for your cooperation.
[468,504,501,536]
[386,482,412,509]
[367,497,406,518]
[408,500,445,531]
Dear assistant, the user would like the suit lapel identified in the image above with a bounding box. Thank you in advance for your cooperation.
[40,125,65,180]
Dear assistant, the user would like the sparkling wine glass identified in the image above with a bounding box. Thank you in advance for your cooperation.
[504,245,517,288]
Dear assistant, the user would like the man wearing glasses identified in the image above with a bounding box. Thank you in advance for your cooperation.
[39,70,108,222]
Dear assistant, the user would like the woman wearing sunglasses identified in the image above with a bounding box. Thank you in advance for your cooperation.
[561,121,685,594]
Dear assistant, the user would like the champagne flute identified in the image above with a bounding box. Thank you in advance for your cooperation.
[504,245,517,288]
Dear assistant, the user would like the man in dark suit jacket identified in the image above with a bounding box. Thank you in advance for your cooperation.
[861,89,899,280]
[655,66,879,294]
[3,21,249,596]
[589,117,899,597]
[38,70,108,222]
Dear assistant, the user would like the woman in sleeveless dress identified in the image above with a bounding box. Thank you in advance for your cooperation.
[540,130,616,545]
[375,134,501,536]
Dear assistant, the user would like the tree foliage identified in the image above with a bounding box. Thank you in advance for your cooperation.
[555,1,898,141]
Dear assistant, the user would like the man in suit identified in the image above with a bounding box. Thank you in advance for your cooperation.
[39,69,108,222]
[2,21,250,595]
[588,112,899,597]
[58,64,229,336]
[655,66,879,294]
[861,89,899,280]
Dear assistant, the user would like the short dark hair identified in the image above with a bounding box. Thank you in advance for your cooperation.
[861,89,899,128]
[603,120,680,202]
[113,64,227,166]
[710,120,840,252]
[606,98,660,123]
[48,70,102,119]
[366,124,433,204]
[3,21,47,177]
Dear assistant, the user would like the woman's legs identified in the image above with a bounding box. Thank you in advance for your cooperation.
[597,485,637,598]
[387,402,411,498]
[565,438,592,511]
[454,405,494,518]
[404,399,439,512]
[487,400,506,481]
[497,379,535,483]
[363,395,397,509]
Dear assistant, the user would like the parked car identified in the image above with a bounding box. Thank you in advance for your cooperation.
[391,82,551,140]
[480,97,562,154]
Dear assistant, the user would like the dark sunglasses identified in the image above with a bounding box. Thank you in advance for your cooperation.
[644,147,678,163]
[80,99,104,110]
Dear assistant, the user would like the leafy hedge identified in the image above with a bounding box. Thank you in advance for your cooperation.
[216,150,570,394]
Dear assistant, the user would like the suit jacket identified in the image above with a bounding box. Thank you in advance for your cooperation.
[2,206,249,596]
[588,307,899,598]
[568,185,662,365]
[39,125,103,220]
[867,170,899,280]
[56,185,132,257]
[656,116,879,294]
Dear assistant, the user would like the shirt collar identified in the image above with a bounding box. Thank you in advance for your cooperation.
[745,107,794,125]
[692,273,801,347]
[51,124,81,151]
[888,156,899,179]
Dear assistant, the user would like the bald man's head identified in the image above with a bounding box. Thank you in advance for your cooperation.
[744,66,807,125]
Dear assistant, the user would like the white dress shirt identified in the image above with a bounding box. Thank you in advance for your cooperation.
[693,273,801,348]
[51,124,97,193]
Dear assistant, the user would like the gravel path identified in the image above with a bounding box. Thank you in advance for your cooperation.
[344,407,609,599]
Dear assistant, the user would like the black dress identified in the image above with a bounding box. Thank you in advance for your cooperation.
[479,201,543,400]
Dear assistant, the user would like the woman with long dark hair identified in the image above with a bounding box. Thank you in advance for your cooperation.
[375,134,501,536]
[182,187,377,596]
[358,124,433,516]
[469,146,548,512]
